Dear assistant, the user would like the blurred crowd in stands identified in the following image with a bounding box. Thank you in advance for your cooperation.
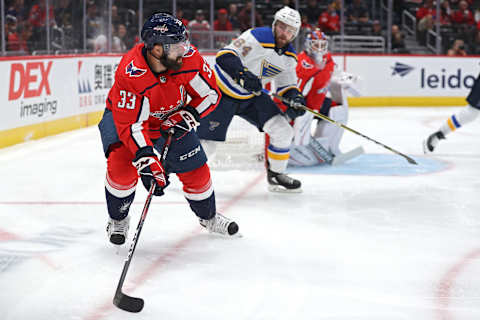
[3,0,480,55]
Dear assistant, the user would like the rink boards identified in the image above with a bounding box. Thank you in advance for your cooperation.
[0,53,477,148]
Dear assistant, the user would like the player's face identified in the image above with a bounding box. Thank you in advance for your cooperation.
[274,20,296,48]
[162,40,190,70]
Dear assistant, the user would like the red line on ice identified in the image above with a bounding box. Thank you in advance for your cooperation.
[83,172,265,320]
[436,248,480,320]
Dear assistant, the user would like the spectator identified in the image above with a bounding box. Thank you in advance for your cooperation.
[318,2,340,34]
[28,0,56,28]
[6,0,28,23]
[214,8,233,31]
[107,5,122,26]
[55,0,73,28]
[188,9,210,48]
[416,0,436,45]
[391,24,409,53]
[439,0,452,25]
[176,8,189,27]
[228,3,241,31]
[6,15,21,51]
[113,23,128,52]
[371,20,384,37]
[214,8,234,48]
[346,0,370,24]
[86,0,105,49]
[238,1,263,32]
[302,0,322,27]
[451,0,475,26]
[447,39,467,55]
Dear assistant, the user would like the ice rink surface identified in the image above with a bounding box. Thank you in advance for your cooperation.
[0,107,479,320]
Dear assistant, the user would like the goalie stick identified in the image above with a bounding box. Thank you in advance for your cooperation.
[113,129,174,313]
[265,90,418,165]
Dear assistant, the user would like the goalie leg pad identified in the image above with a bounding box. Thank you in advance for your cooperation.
[314,104,348,155]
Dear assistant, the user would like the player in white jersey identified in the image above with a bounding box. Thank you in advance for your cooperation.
[423,73,480,153]
[197,6,306,193]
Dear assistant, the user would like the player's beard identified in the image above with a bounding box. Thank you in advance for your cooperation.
[161,54,183,70]
[275,34,290,49]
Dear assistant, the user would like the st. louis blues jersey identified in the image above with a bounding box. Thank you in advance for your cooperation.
[214,27,298,100]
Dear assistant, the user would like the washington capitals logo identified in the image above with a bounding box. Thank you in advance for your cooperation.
[391,62,414,77]
[154,24,168,33]
[125,61,147,77]
[301,60,314,69]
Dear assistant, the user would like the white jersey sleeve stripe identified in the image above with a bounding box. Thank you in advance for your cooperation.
[131,96,150,148]
[189,73,219,114]
[302,77,315,97]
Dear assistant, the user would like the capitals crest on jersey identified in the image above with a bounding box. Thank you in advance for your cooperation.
[125,61,147,77]
[150,85,187,120]
[261,59,283,78]
[301,60,314,69]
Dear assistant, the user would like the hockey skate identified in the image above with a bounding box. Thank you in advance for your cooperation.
[267,169,302,193]
[106,215,130,245]
[423,131,445,153]
[199,213,239,236]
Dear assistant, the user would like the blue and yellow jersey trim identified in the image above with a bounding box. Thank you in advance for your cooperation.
[267,145,290,161]
[216,48,238,58]
[277,85,298,96]
[447,115,461,131]
[250,27,297,61]
[214,65,254,100]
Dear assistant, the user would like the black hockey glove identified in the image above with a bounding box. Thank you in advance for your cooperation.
[160,106,200,140]
[133,146,170,196]
[235,68,262,94]
[285,94,306,120]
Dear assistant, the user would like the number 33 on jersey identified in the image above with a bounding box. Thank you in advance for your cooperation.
[106,44,221,155]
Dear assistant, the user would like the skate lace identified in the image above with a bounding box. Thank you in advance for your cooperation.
[204,214,231,235]
[110,218,128,235]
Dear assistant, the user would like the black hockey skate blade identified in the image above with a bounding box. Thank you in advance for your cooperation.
[113,292,144,313]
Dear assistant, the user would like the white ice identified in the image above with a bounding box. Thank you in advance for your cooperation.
[0,107,479,320]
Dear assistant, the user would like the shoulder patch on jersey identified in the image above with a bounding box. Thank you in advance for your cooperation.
[301,60,314,69]
[125,60,147,77]
[183,45,196,58]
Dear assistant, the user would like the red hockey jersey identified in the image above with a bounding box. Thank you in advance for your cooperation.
[296,51,335,112]
[106,43,221,155]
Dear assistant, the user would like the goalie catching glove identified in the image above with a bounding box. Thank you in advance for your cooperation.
[160,106,200,140]
[235,68,262,94]
[133,146,169,196]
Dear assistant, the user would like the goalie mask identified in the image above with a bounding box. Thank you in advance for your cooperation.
[272,6,301,42]
[305,29,329,67]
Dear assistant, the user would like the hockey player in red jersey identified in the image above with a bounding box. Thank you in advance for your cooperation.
[276,29,363,166]
[98,13,239,245]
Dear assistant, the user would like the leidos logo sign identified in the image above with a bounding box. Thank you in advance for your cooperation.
[391,62,476,89]
[8,61,53,100]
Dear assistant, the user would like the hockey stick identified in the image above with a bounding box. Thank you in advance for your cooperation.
[265,90,417,165]
[113,129,174,313]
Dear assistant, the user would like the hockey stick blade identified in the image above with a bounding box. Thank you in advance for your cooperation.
[113,291,144,313]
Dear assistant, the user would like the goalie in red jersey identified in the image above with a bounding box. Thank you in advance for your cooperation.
[98,13,239,245]
[274,29,364,166]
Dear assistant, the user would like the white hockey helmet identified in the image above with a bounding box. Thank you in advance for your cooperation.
[272,6,301,39]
